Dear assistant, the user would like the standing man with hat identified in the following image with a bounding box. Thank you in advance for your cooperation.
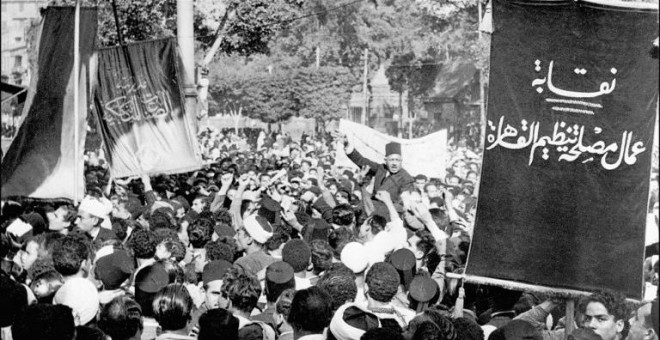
[333,132,414,217]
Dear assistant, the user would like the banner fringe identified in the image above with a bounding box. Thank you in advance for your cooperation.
[464,275,642,303]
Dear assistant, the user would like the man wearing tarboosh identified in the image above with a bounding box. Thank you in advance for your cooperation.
[334,132,414,218]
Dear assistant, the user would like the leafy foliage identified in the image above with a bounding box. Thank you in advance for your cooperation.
[208,63,358,127]
[50,0,302,54]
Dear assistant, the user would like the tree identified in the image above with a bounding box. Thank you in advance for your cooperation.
[49,0,302,55]
[208,68,298,132]
[293,66,359,132]
[208,59,358,132]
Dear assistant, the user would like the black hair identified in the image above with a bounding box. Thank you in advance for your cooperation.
[198,308,239,340]
[360,328,405,340]
[98,296,143,340]
[127,228,158,259]
[578,289,630,339]
[316,269,358,313]
[12,304,75,340]
[205,240,235,263]
[188,218,214,249]
[412,321,442,340]
[310,239,334,275]
[364,214,387,235]
[158,237,186,263]
[52,234,91,276]
[365,262,400,303]
[452,317,484,340]
[221,267,262,314]
[331,204,355,227]
[152,284,194,331]
[287,286,332,333]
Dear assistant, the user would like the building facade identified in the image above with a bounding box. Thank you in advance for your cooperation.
[1,0,46,86]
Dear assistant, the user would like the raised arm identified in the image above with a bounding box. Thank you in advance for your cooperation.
[210,173,233,213]
[230,174,250,230]
[332,131,380,170]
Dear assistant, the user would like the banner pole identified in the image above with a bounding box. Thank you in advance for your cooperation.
[564,299,575,339]
[73,0,81,205]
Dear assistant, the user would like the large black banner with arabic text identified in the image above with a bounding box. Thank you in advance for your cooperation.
[466,0,658,299]
[94,38,201,178]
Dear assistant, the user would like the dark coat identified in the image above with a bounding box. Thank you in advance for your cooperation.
[347,148,414,216]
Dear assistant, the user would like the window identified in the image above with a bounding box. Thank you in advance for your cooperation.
[15,36,22,42]
[14,56,22,68]
[19,3,25,12]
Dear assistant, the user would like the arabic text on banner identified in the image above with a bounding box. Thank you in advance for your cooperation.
[94,38,202,178]
[1,7,98,202]
[466,0,658,299]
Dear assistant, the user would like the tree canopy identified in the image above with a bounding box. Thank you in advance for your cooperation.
[208,62,358,129]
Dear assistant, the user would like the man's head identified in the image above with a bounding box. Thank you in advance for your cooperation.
[128,228,158,260]
[259,173,272,188]
[47,205,76,233]
[301,160,311,173]
[627,300,658,340]
[191,195,209,214]
[452,317,484,340]
[234,215,273,251]
[385,142,403,174]
[358,215,387,244]
[188,218,214,249]
[221,266,262,314]
[331,204,355,229]
[578,290,629,340]
[282,239,311,274]
[76,197,107,233]
[414,175,428,192]
[98,296,143,340]
[53,234,91,277]
[198,308,239,340]
[287,286,333,335]
[12,304,75,340]
[202,260,232,309]
[265,261,295,303]
[365,262,400,303]
[152,283,194,331]
[316,268,357,313]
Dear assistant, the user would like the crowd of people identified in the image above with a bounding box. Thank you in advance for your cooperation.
[0,126,658,340]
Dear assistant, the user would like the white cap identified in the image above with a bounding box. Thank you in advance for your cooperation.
[243,214,273,244]
[53,278,100,326]
[341,242,370,274]
[78,196,108,219]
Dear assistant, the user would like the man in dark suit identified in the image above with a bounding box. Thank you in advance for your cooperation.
[73,196,118,250]
[334,132,414,219]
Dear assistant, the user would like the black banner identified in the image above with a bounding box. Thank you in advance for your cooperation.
[467,0,658,298]
[94,38,201,178]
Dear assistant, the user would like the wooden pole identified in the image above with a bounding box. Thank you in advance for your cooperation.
[73,0,81,205]
[478,0,487,150]
[564,299,575,339]
[362,48,368,126]
[111,0,124,45]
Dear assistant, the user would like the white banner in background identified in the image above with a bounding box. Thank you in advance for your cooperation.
[334,119,448,180]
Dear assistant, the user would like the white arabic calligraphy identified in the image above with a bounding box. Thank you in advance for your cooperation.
[533,60,618,99]
[104,90,174,125]
[486,116,646,170]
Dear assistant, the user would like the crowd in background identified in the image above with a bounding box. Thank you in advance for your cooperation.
[0,126,658,340]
